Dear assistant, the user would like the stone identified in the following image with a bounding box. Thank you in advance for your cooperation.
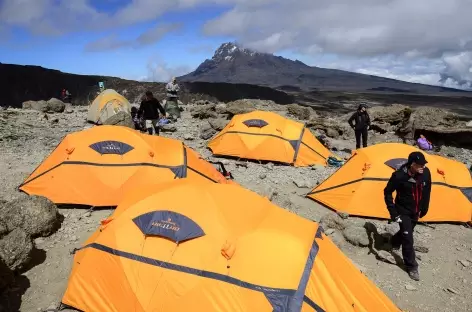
[376,250,397,265]
[326,128,340,139]
[22,100,49,112]
[259,173,267,179]
[458,260,470,267]
[102,111,134,129]
[286,104,313,120]
[160,124,177,132]
[1,195,61,238]
[222,100,256,117]
[337,212,349,219]
[466,120,472,127]
[0,228,34,272]
[200,122,217,140]
[183,133,194,140]
[384,222,399,236]
[343,225,370,247]
[46,98,66,113]
[293,179,310,188]
[190,104,217,119]
[208,118,229,131]
[405,284,417,291]
[325,229,335,235]
[414,241,429,254]
[320,213,347,231]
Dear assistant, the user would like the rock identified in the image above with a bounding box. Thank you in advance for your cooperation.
[259,173,267,179]
[466,120,472,127]
[368,104,410,125]
[0,228,34,272]
[222,100,256,117]
[194,100,213,105]
[376,250,397,264]
[64,105,74,114]
[160,124,177,132]
[337,212,349,219]
[0,257,13,291]
[22,100,48,112]
[215,103,228,114]
[46,98,66,113]
[190,104,217,119]
[343,225,370,247]
[0,195,61,238]
[405,284,417,291]
[325,228,335,235]
[326,128,339,139]
[320,213,347,231]
[183,133,194,140]
[384,222,399,236]
[102,111,134,129]
[208,118,229,131]
[0,218,7,238]
[286,104,313,120]
[293,179,310,188]
[458,260,470,267]
[446,288,459,295]
[414,242,429,254]
[200,122,217,140]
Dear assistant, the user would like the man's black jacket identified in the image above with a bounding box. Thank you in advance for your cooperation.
[138,98,165,120]
[384,165,432,219]
[348,111,370,131]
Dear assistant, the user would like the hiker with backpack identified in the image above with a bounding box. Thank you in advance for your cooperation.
[165,77,181,121]
[348,104,371,149]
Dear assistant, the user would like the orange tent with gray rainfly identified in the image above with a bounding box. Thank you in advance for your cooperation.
[61,179,400,312]
[307,143,472,223]
[87,89,131,124]
[18,125,231,207]
[208,110,334,167]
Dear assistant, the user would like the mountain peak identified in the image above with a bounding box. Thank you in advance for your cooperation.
[212,42,262,62]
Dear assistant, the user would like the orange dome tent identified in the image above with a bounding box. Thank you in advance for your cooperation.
[307,143,472,223]
[18,125,231,207]
[61,180,400,312]
[208,110,334,167]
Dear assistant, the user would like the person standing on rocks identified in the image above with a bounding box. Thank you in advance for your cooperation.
[348,104,370,149]
[138,91,166,136]
[165,77,181,121]
[384,151,432,281]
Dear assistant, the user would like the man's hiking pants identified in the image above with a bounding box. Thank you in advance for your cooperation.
[391,215,418,272]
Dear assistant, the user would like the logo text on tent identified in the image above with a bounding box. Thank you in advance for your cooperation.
[152,218,180,232]
[89,140,134,155]
[243,119,269,128]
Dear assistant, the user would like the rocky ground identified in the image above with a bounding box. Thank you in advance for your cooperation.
[0,99,471,312]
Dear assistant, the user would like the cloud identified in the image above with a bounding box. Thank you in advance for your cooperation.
[84,22,182,52]
[145,58,193,82]
[202,0,472,88]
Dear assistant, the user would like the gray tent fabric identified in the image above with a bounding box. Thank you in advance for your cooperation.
[133,210,205,243]
[243,119,269,128]
[384,158,407,170]
[89,141,134,155]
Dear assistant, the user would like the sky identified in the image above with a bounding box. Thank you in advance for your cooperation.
[0,0,472,89]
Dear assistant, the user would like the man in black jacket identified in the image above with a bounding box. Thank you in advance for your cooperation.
[384,151,432,281]
[138,91,166,135]
[348,104,370,149]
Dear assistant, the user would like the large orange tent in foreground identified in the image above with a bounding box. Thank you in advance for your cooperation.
[18,125,231,207]
[307,143,472,223]
[208,111,334,167]
[61,180,400,312]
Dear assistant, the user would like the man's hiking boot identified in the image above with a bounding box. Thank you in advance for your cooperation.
[408,270,420,281]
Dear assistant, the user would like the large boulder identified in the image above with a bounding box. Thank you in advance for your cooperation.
[190,104,217,119]
[307,117,353,139]
[46,98,66,113]
[21,98,66,113]
[0,228,34,272]
[102,112,134,129]
[220,99,256,117]
[22,100,48,112]
[286,104,313,120]
[0,195,61,238]
[208,118,229,131]
[200,122,218,140]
